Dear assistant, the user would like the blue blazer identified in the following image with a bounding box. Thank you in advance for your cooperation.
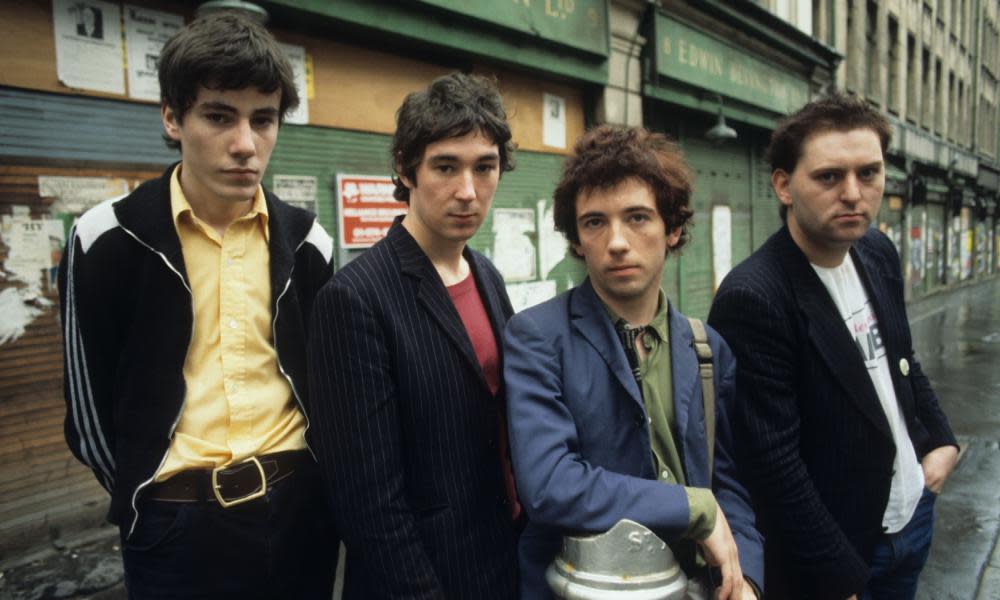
[708,227,956,598]
[308,221,519,599]
[504,279,764,599]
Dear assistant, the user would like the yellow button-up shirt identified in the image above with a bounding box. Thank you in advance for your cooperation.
[154,166,306,482]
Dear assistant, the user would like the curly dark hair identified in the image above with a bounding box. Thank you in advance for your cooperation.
[767,93,891,220]
[158,12,299,150]
[553,125,694,256]
[391,72,515,203]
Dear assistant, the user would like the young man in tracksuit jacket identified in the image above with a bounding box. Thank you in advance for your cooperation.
[57,13,337,598]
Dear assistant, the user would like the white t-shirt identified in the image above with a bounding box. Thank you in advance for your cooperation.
[812,255,925,534]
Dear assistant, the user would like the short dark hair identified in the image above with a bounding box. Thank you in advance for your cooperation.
[391,72,515,203]
[767,93,891,220]
[158,12,299,150]
[553,125,694,256]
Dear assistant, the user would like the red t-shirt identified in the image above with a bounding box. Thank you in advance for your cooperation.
[447,273,521,521]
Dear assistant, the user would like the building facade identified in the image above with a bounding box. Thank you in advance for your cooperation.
[757,0,1000,297]
[0,0,993,559]
[0,0,605,556]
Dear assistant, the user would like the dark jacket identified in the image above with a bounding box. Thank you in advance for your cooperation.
[307,220,519,599]
[504,278,764,599]
[58,164,334,538]
[708,227,956,599]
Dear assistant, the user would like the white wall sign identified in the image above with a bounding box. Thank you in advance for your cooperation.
[278,43,310,125]
[711,205,732,291]
[542,93,566,149]
[53,0,125,94]
[273,174,318,214]
[492,208,537,282]
[1,217,65,288]
[506,280,557,313]
[537,198,568,280]
[124,5,184,101]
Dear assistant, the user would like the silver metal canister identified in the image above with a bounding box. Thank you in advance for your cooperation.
[546,519,689,600]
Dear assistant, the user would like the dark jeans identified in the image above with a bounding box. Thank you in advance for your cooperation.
[861,487,937,600]
[121,462,338,599]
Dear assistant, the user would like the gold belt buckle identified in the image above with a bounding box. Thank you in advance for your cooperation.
[212,456,267,508]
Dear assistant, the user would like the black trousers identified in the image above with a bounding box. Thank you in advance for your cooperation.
[121,461,338,599]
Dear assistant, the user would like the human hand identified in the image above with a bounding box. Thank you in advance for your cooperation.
[922,445,959,494]
[698,503,744,600]
[738,584,758,600]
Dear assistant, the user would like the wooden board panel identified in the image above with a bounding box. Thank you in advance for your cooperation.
[0,162,161,557]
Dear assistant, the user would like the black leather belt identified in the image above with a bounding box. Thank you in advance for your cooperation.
[144,450,313,508]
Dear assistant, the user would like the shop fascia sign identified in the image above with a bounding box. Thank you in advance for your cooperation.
[652,13,809,115]
[414,0,609,57]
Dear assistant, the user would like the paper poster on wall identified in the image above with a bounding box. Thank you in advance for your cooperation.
[53,0,125,95]
[506,280,557,313]
[542,93,566,149]
[711,205,732,291]
[337,174,406,249]
[124,5,184,101]
[537,199,567,279]
[279,43,309,125]
[1,217,66,289]
[492,208,536,281]
[38,175,130,214]
[272,175,317,214]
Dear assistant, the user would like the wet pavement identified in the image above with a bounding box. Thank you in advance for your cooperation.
[911,277,1000,600]
[0,277,998,599]
[0,527,123,600]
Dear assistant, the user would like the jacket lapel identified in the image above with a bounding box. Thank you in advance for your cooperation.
[668,305,701,466]
[467,252,511,379]
[774,228,893,439]
[569,279,644,411]
[113,163,188,285]
[850,237,913,416]
[263,188,311,311]
[389,222,489,389]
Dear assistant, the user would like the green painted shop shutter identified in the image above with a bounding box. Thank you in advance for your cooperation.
[267,133,584,293]
[264,125,393,269]
[472,150,588,294]
[679,135,752,320]
[751,140,782,249]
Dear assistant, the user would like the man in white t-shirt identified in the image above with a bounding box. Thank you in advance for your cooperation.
[708,94,958,600]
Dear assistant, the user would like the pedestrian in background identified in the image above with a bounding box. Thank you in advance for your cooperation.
[59,13,337,597]
[308,72,521,599]
[709,94,958,599]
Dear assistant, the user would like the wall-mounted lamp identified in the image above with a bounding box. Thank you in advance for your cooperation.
[705,95,737,143]
[197,1,269,24]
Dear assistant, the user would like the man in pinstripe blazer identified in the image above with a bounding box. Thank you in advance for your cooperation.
[709,95,958,600]
[308,73,520,599]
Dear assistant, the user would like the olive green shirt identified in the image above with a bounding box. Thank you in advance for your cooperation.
[605,293,717,550]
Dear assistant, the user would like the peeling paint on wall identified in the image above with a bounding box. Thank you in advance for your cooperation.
[0,288,51,345]
[2,215,65,289]
[0,209,66,345]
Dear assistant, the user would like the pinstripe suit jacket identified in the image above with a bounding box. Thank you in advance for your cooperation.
[708,227,956,599]
[307,221,519,599]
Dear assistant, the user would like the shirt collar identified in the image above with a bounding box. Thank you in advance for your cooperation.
[602,289,669,341]
[169,164,269,241]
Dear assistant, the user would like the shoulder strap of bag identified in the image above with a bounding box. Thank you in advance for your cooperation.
[688,317,715,472]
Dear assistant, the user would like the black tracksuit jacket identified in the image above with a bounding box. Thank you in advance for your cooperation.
[57,164,334,538]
